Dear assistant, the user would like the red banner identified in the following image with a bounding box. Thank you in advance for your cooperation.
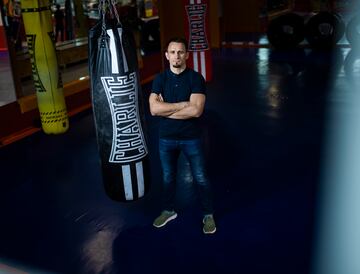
[183,0,212,81]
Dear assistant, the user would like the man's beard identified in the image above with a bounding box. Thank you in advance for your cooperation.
[172,64,181,68]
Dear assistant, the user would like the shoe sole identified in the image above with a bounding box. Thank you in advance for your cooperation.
[203,227,217,234]
[203,218,216,234]
[153,213,178,228]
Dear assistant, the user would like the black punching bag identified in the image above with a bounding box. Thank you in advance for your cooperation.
[88,1,150,202]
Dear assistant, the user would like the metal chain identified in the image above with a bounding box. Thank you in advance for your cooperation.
[98,0,121,33]
[99,0,106,33]
[108,0,114,20]
[111,0,121,25]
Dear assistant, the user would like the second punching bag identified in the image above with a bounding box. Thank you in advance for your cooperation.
[21,0,69,134]
[89,0,150,202]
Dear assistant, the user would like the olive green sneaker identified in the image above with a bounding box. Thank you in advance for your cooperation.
[153,210,177,228]
[203,214,216,234]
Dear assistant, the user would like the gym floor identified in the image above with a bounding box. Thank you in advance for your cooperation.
[1,46,360,274]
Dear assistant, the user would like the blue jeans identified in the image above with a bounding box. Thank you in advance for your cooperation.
[159,138,213,215]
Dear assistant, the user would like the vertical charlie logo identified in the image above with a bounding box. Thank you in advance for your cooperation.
[101,73,148,163]
[185,4,209,51]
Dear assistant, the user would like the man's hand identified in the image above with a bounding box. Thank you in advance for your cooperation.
[167,93,205,120]
[157,94,164,102]
[149,93,189,117]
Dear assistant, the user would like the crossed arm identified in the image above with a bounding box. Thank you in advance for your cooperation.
[149,92,205,120]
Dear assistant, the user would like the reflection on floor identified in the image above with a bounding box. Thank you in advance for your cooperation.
[1,47,360,274]
[0,51,17,106]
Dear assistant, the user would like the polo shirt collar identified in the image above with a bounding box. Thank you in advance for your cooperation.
[168,67,188,77]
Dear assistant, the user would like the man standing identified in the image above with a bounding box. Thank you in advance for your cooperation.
[54,4,64,42]
[149,37,216,234]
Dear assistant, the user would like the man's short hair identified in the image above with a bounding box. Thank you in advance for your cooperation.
[166,37,188,52]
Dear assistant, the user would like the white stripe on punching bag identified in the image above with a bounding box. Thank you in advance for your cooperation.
[193,51,199,72]
[122,165,134,200]
[136,162,145,197]
[117,28,129,73]
[200,51,206,80]
[106,29,119,74]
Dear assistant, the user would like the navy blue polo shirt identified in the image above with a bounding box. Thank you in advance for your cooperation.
[151,68,206,140]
